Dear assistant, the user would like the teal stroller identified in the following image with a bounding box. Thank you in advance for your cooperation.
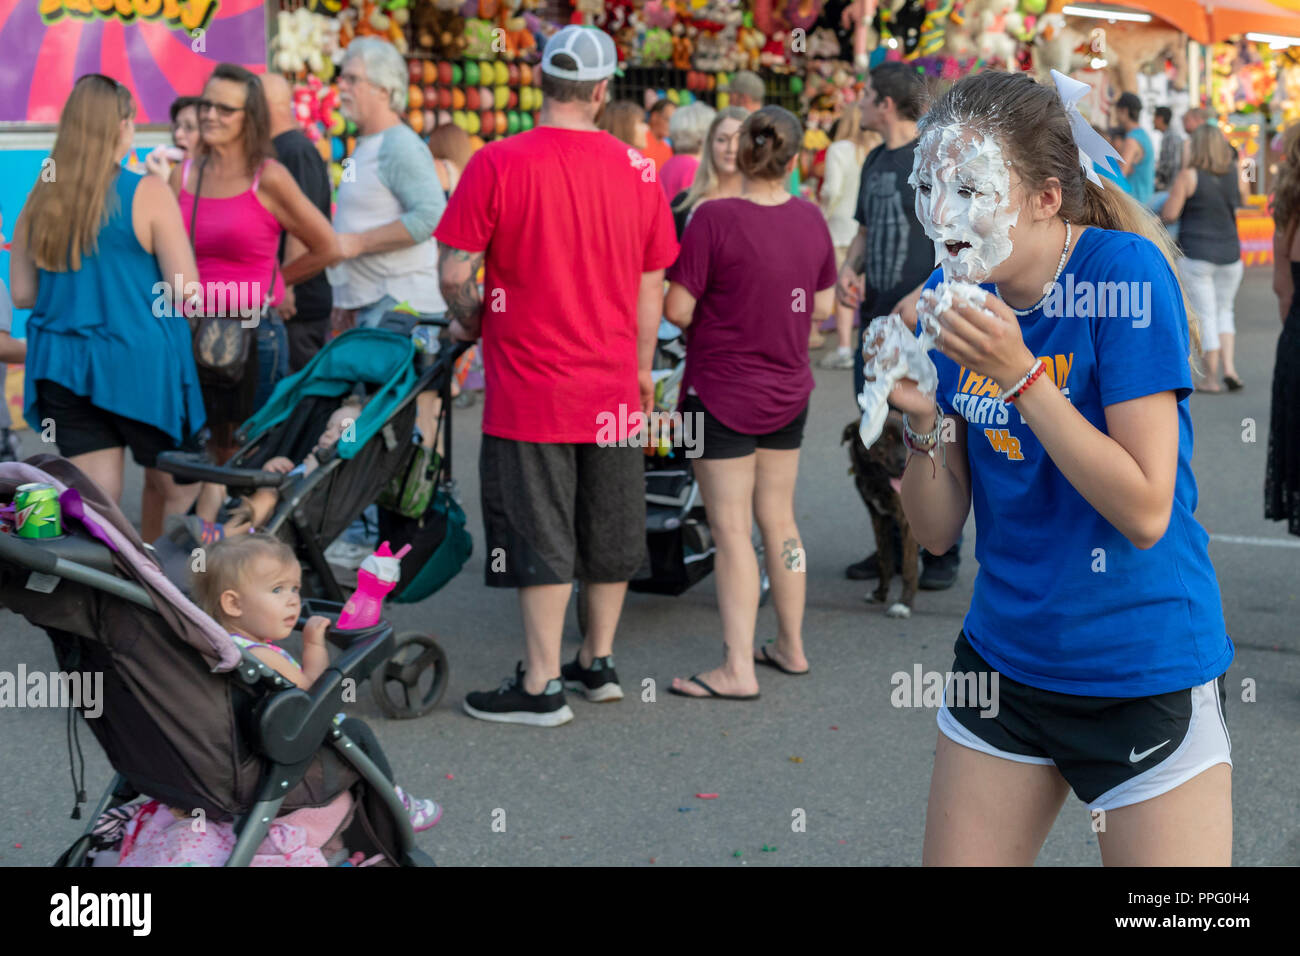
[156,321,473,719]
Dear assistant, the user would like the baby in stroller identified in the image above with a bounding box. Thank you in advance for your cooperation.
[191,533,442,832]
[179,396,367,545]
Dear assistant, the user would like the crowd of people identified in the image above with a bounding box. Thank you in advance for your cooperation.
[2,22,1299,865]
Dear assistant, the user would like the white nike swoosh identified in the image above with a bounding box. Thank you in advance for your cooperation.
[1129,740,1171,763]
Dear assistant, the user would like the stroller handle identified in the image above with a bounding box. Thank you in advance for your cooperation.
[153,451,287,488]
[0,528,58,575]
[0,530,155,610]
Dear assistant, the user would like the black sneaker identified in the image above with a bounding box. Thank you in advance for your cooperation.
[919,548,960,590]
[845,552,880,580]
[561,652,624,702]
[463,662,574,727]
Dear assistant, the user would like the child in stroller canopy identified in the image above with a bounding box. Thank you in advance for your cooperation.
[180,395,368,544]
[191,534,442,832]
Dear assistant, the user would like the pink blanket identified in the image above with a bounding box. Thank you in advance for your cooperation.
[117,793,354,867]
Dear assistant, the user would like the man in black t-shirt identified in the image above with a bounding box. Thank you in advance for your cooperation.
[265,74,334,372]
[835,62,959,590]
[837,62,935,401]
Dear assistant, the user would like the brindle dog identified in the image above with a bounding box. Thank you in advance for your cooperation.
[842,413,920,618]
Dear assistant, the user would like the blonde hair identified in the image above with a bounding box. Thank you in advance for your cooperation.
[674,106,749,215]
[191,535,298,627]
[1187,124,1235,176]
[22,75,135,272]
[921,70,1200,357]
[835,103,882,153]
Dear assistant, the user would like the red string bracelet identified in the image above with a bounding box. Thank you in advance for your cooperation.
[1002,359,1046,404]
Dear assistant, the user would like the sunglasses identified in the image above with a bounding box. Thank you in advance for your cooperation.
[197,99,245,118]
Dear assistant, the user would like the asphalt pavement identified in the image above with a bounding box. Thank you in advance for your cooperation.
[1,266,1297,866]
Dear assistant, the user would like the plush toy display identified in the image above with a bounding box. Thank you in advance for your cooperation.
[272,7,342,79]
[975,0,1017,66]
[1099,21,1188,93]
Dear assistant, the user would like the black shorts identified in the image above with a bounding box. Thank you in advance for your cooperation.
[681,393,808,460]
[479,436,647,587]
[937,631,1232,810]
[36,380,199,469]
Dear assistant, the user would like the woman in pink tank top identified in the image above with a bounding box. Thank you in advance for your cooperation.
[169,63,340,463]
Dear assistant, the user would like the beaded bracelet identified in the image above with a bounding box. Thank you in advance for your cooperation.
[902,402,946,478]
[1001,359,1046,404]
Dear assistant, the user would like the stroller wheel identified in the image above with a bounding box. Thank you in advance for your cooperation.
[372,633,449,720]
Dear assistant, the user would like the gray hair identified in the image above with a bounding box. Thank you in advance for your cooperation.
[669,102,716,154]
[343,37,408,113]
[729,71,765,106]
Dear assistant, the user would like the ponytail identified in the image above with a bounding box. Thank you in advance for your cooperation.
[737,106,802,182]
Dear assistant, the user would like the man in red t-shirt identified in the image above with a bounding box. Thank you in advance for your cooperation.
[436,25,679,727]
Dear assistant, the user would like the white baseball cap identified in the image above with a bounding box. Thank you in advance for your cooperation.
[541,26,623,82]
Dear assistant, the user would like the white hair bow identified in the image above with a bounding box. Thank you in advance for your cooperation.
[1051,69,1124,189]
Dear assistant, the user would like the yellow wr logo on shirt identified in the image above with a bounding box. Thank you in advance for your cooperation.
[984,429,1023,460]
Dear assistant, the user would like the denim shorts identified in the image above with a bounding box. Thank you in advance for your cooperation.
[254,311,290,412]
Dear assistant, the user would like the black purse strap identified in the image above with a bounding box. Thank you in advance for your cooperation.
[187,156,280,310]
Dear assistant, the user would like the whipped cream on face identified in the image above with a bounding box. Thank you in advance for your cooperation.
[856,280,990,448]
[909,125,1019,283]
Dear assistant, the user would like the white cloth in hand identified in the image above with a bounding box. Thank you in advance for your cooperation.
[856,280,988,448]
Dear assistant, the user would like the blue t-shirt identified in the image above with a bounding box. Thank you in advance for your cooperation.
[922,227,1231,696]
[1126,127,1156,202]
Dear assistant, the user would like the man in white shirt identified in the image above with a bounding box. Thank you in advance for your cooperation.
[329,38,447,331]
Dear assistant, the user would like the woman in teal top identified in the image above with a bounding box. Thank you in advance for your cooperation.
[9,74,206,541]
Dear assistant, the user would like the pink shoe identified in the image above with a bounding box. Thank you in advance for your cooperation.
[395,786,442,832]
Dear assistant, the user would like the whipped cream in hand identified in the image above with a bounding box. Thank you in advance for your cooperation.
[856,280,990,449]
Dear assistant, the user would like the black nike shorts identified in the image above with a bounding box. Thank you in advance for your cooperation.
[937,631,1232,811]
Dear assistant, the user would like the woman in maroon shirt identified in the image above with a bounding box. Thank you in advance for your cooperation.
[664,107,837,699]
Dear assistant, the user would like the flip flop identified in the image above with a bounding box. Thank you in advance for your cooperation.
[668,676,760,701]
[755,645,810,676]
[1224,376,1245,391]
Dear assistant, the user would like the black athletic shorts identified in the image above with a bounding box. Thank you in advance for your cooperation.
[681,393,809,460]
[36,380,201,469]
[937,631,1232,811]
[479,436,647,588]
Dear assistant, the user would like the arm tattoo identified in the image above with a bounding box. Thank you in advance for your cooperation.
[438,244,485,328]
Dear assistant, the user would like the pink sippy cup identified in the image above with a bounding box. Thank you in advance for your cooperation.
[337,541,412,630]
